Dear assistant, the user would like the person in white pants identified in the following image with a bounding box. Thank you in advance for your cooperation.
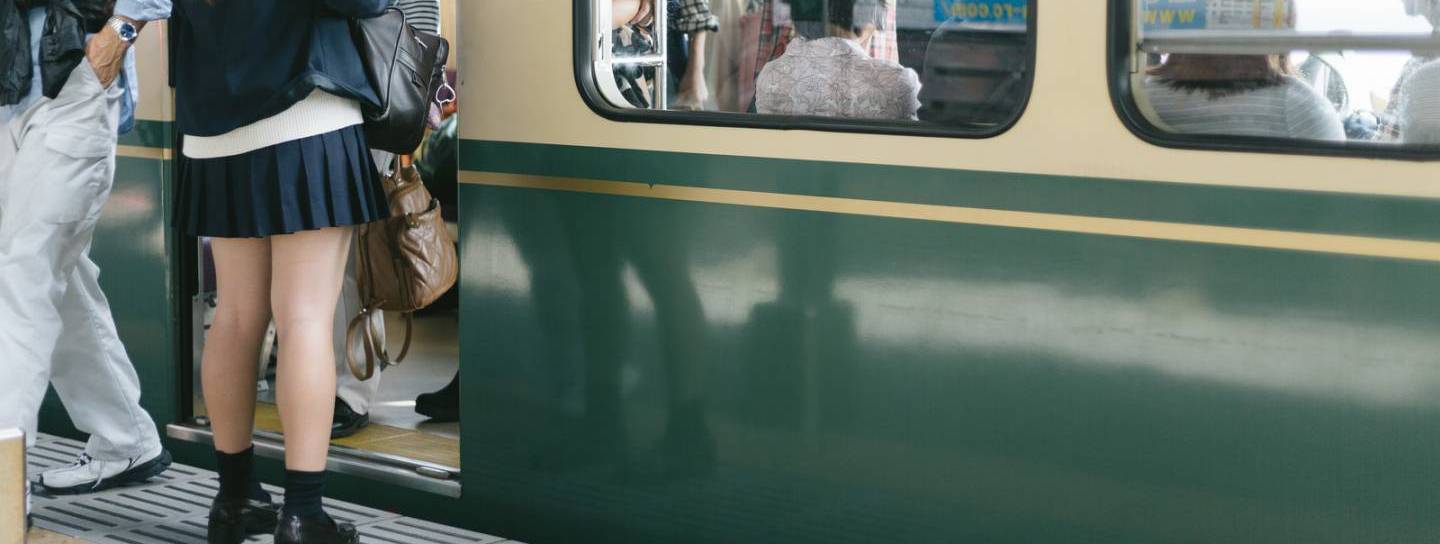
[330,0,442,437]
[331,221,384,438]
[0,27,169,495]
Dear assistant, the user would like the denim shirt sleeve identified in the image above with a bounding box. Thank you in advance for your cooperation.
[118,49,139,135]
[113,0,173,21]
[111,0,170,134]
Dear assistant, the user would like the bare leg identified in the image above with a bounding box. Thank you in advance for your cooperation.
[677,31,710,109]
[204,237,273,454]
[270,227,353,471]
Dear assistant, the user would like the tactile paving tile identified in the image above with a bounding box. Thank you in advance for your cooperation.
[29,434,517,543]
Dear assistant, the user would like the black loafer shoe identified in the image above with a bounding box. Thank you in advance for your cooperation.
[208,496,280,544]
[331,398,369,439]
[274,512,359,544]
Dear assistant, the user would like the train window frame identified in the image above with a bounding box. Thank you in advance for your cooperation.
[573,0,1040,138]
[1107,0,1440,161]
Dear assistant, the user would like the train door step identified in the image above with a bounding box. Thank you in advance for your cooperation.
[25,433,512,544]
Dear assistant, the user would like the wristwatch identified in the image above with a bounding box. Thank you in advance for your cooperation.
[108,18,139,43]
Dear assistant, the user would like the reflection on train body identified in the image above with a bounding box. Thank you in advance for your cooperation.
[464,172,1440,542]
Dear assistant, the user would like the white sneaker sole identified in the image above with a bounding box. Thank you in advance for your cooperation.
[41,450,173,495]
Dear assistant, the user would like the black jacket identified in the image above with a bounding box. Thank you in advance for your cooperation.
[0,0,112,105]
[170,0,387,136]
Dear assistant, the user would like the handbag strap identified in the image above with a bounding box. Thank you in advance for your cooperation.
[343,307,416,381]
[347,218,388,381]
[395,312,414,363]
[345,307,379,381]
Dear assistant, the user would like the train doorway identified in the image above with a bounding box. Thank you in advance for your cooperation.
[166,0,464,497]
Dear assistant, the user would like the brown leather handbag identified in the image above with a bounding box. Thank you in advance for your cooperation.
[347,162,458,380]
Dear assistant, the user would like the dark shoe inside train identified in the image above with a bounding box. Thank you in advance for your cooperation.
[330,398,370,440]
[414,372,460,423]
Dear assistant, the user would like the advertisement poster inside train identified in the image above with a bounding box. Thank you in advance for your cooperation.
[933,0,1028,24]
[1144,0,1294,31]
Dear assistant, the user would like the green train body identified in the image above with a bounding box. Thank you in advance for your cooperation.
[43,2,1440,542]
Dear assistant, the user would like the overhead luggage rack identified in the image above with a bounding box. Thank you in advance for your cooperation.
[1140,29,1440,55]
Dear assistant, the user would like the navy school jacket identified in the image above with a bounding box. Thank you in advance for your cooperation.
[169,0,388,137]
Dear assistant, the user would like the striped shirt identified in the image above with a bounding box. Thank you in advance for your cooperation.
[1142,76,1344,142]
[391,0,441,34]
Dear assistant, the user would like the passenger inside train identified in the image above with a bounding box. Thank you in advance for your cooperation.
[1402,60,1440,143]
[1397,0,1440,143]
[754,0,922,119]
[1143,53,1346,141]
[1141,1,1346,142]
[600,0,1438,146]
[1137,0,1439,146]
[604,0,1032,127]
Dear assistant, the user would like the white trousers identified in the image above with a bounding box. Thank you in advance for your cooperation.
[333,149,396,415]
[335,253,382,415]
[0,63,161,459]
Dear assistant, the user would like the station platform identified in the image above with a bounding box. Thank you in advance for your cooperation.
[24,434,510,544]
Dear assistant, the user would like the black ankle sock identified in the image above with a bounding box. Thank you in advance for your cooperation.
[282,470,326,518]
[214,448,254,501]
[248,478,272,503]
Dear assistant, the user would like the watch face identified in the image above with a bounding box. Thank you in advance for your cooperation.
[112,20,137,41]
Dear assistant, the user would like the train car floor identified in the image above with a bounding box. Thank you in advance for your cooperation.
[24,434,508,544]
[249,403,460,469]
[192,312,463,470]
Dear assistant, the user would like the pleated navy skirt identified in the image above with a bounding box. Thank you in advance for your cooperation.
[176,124,389,238]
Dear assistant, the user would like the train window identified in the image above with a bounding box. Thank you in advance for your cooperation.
[582,0,1036,136]
[1114,0,1440,156]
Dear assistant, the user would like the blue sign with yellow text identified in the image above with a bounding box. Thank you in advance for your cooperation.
[933,0,1029,25]
[1142,0,1208,30]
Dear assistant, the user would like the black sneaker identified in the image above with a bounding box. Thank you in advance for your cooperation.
[331,398,370,439]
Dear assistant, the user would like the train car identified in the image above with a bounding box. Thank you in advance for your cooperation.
[39,0,1440,542]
